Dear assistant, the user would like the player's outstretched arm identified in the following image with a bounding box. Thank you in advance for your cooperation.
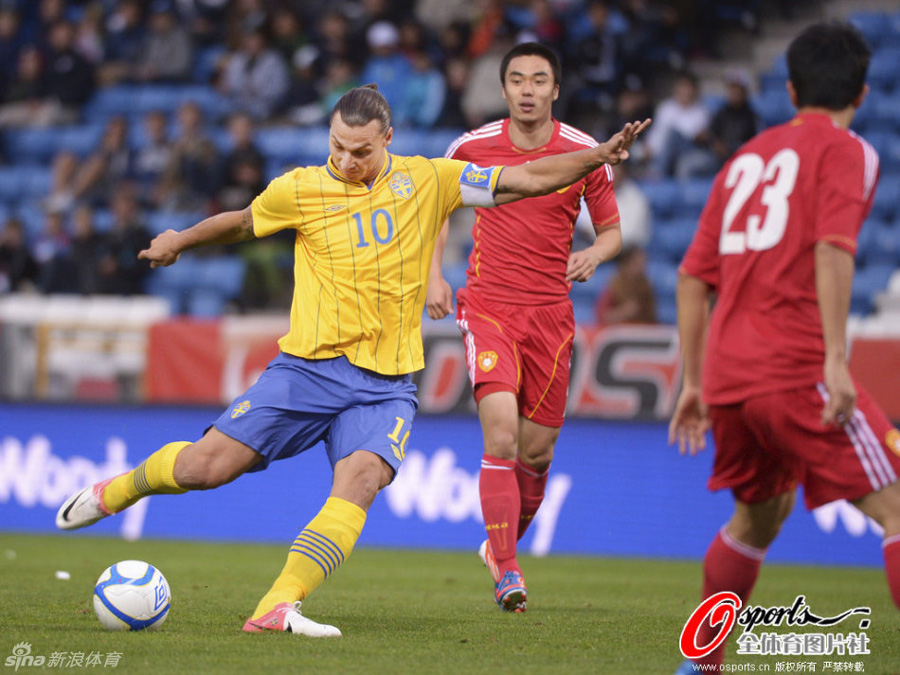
[669,273,711,456]
[493,119,650,206]
[138,206,256,268]
[426,219,454,320]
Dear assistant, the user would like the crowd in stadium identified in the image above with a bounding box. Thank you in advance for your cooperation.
[0,0,827,319]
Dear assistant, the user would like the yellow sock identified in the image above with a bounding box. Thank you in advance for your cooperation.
[102,441,190,513]
[251,497,367,619]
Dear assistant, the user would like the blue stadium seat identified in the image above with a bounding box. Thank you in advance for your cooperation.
[655,296,677,325]
[21,167,52,198]
[570,264,613,305]
[881,135,900,171]
[193,45,227,84]
[871,177,900,221]
[752,90,793,127]
[133,85,184,114]
[572,297,596,326]
[868,47,900,92]
[852,263,895,315]
[680,178,714,217]
[144,255,200,313]
[638,178,682,218]
[15,202,44,241]
[93,209,114,233]
[0,167,25,202]
[849,12,891,49]
[443,261,468,293]
[867,221,900,266]
[83,86,140,119]
[388,128,426,157]
[655,218,697,263]
[194,256,246,301]
[146,211,204,236]
[187,289,226,317]
[645,259,680,298]
[257,126,330,165]
[422,128,465,158]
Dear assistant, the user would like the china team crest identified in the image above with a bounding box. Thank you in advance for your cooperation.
[389,172,414,199]
[887,429,900,457]
[478,351,498,372]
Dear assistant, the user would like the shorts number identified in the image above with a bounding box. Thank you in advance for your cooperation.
[352,209,394,248]
[387,416,410,461]
[720,149,799,255]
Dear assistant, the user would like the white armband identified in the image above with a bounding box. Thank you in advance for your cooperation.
[458,163,501,207]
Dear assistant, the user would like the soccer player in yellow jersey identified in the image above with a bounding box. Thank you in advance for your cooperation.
[56,84,649,636]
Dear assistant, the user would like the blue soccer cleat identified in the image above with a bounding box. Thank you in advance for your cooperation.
[674,659,699,674]
[494,570,527,613]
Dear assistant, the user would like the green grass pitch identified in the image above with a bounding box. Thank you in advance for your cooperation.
[0,534,898,674]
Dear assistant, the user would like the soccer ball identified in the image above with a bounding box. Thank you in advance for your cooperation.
[93,560,170,631]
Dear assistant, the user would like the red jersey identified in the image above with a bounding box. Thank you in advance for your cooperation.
[681,113,879,405]
[445,118,619,305]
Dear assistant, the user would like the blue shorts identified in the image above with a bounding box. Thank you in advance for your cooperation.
[212,353,418,479]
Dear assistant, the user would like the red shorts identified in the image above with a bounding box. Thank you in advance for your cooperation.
[708,381,900,509]
[455,288,574,427]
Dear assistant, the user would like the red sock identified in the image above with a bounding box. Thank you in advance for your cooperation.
[694,527,766,668]
[883,533,900,609]
[515,458,548,540]
[480,454,520,575]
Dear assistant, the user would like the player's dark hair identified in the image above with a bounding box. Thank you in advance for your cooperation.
[330,83,392,134]
[500,42,562,87]
[787,22,870,110]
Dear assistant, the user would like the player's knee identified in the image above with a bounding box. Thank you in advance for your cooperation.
[482,427,517,459]
[519,446,553,473]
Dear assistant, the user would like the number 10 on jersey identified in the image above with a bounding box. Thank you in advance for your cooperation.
[353,210,395,248]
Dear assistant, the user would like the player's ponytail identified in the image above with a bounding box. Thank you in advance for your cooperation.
[331,84,392,134]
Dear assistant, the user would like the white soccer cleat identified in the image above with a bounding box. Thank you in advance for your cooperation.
[242,601,342,637]
[478,539,501,583]
[56,478,114,530]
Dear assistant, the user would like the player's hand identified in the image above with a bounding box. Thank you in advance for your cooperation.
[138,229,182,269]
[668,384,710,456]
[597,118,652,166]
[566,249,601,282]
[821,355,857,427]
[426,275,454,320]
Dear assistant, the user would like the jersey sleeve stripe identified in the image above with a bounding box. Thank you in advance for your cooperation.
[860,138,879,200]
[559,124,599,147]
[445,124,503,158]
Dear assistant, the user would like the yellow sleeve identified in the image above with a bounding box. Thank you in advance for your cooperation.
[250,170,302,237]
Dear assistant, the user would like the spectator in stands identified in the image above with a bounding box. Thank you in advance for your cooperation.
[218,113,265,212]
[568,0,622,118]
[99,0,145,86]
[219,26,290,120]
[70,205,107,295]
[0,218,39,293]
[158,101,221,211]
[271,7,309,63]
[595,245,657,325]
[50,116,135,211]
[461,33,513,127]
[74,3,105,65]
[282,44,325,126]
[33,208,73,293]
[359,21,410,113]
[527,0,566,55]
[611,163,651,248]
[133,1,194,83]
[0,46,49,128]
[707,69,759,166]
[318,58,358,116]
[97,187,152,296]
[134,110,174,205]
[43,20,95,114]
[314,10,360,72]
[0,8,25,85]
[436,55,468,128]
[394,49,446,128]
[644,71,711,180]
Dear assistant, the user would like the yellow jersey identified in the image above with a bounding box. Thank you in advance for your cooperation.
[251,152,502,375]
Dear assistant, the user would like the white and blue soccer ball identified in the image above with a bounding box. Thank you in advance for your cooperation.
[93,560,170,631]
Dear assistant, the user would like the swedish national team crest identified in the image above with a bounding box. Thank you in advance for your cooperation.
[389,172,414,199]
[462,163,490,187]
[478,351,499,372]
[231,400,251,419]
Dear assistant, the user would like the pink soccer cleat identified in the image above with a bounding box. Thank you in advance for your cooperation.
[242,601,341,637]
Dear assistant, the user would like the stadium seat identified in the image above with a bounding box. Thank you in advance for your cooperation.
[655,296,677,325]
[645,259,680,298]
[639,178,682,219]
[194,256,246,301]
[83,85,140,119]
[867,47,900,92]
[187,289,227,317]
[146,211,205,236]
[0,167,25,202]
[852,263,895,315]
[93,209,114,233]
[655,218,697,263]
[868,222,900,266]
[572,297,596,325]
[849,12,891,50]
[871,178,900,221]
[680,178,714,217]
[443,261,468,293]
[752,90,794,127]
